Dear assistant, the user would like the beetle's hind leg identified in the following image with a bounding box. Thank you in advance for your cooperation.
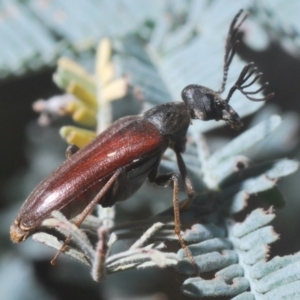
[51,168,123,266]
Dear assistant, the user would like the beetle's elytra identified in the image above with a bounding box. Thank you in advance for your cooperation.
[10,10,273,260]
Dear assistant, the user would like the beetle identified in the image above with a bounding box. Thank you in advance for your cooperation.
[10,10,273,265]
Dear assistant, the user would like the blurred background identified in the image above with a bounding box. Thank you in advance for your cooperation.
[1,0,300,299]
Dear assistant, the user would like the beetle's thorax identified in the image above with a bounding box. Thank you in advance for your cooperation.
[143,102,191,153]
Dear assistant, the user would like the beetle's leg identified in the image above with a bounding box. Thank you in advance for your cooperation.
[175,152,195,209]
[51,167,123,265]
[149,171,199,276]
[65,144,80,159]
[148,153,195,210]
[91,226,109,282]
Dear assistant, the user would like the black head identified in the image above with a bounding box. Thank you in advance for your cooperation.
[181,10,274,130]
[182,84,242,130]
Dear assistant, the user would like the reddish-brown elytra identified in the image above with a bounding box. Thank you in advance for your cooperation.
[10,10,273,270]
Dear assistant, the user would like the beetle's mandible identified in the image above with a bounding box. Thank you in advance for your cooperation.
[10,10,273,266]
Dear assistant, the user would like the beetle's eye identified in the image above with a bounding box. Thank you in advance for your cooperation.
[215,99,222,107]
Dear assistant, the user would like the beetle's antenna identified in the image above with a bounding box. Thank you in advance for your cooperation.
[217,9,248,94]
[225,62,274,103]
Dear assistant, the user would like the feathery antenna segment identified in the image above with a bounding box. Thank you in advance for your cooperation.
[218,9,248,94]
[181,10,274,131]
[226,62,274,102]
[217,9,274,103]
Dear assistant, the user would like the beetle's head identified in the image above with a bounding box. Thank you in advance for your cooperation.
[180,10,273,131]
[10,221,31,243]
[181,84,243,130]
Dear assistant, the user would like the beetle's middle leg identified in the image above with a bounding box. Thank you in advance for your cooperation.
[148,163,199,276]
[51,167,123,265]
[175,151,195,210]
